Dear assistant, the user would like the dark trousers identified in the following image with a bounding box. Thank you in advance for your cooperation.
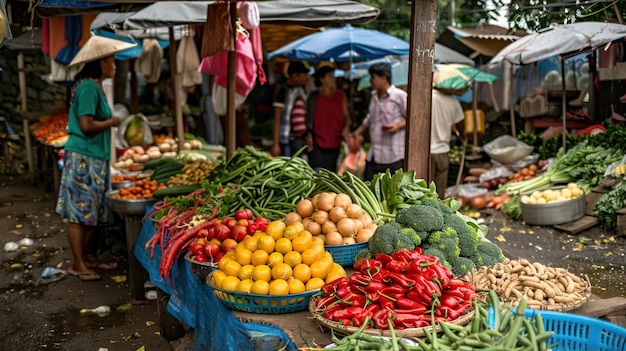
[308,144,340,172]
[364,159,404,181]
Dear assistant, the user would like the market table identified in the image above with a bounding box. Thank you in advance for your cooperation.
[133,210,323,351]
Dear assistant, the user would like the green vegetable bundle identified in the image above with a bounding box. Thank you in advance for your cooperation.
[593,179,626,231]
[497,143,623,195]
[199,146,316,220]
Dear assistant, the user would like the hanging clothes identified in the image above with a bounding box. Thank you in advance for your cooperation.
[135,39,163,84]
[177,34,203,107]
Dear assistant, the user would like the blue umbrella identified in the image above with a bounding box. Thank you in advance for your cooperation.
[267,24,409,62]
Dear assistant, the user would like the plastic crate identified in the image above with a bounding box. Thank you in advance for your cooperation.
[206,273,317,314]
[524,309,626,351]
[324,242,368,267]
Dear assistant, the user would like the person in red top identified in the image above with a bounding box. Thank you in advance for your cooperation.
[306,65,351,171]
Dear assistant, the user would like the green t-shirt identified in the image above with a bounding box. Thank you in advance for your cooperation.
[64,79,112,160]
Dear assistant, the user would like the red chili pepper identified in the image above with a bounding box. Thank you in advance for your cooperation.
[440,295,461,309]
[391,249,415,263]
[321,277,349,296]
[384,259,407,273]
[372,309,392,330]
[378,296,395,311]
[364,303,380,314]
[392,312,429,329]
[315,296,339,310]
[369,268,387,283]
[383,271,415,289]
[435,305,464,321]
[324,304,342,319]
[375,253,393,267]
[379,285,404,297]
[340,292,366,307]
[396,297,427,312]
[351,309,374,327]
[403,259,436,276]
[354,258,382,275]
[335,285,352,298]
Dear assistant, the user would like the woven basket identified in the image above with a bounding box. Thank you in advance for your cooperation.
[464,271,592,312]
[309,297,474,338]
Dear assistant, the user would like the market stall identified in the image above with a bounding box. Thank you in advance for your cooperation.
[105,143,626,350]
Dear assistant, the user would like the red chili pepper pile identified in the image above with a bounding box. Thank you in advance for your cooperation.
[313,248,479,330]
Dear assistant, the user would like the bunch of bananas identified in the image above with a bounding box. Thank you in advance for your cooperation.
[616,163,626,176]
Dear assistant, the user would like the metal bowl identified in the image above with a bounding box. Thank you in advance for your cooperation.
[520,193,586,225]
[111,180,135,190]
[106,190,157,216]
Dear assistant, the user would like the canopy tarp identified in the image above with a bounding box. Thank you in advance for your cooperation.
[88,0,379,29]
[5,28,42,51]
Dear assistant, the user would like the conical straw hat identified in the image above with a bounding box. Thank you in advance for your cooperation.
[69,32,137,67]
[0,8,7,42]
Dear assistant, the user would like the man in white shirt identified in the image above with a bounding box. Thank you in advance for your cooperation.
[431,88,465,199]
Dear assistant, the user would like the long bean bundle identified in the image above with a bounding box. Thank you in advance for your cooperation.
[201,146,316,220]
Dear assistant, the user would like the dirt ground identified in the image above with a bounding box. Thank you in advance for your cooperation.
[0,173,624,351]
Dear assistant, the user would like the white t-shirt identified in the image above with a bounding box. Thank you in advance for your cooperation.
[431,89,464,154]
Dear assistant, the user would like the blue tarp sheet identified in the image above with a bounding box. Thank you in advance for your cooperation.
[133,208,297,351]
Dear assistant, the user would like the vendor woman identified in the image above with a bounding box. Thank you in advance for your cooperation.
[55,34,135,281]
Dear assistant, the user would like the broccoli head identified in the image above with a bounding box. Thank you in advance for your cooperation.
[444,213,479,257]
[477,240,504,258]
[436,237,461,261]
[420,196,454,214]
[427,230,443,244]
[422,245,447,264]
[354,248,372,262]
[400,227,421,246]
[450,256,477,276]
[481,253,504,267]
[368,222,416,255]
[395,204,444,233]
[469,253,484,267]
[476,240,506,267]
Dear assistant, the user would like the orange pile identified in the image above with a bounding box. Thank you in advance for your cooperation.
[113,179,165,200]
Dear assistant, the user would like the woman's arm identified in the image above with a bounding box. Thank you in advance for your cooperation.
[79,115,121,135]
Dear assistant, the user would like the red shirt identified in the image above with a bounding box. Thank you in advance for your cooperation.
[312,90,345,150]
[290,96,307,137]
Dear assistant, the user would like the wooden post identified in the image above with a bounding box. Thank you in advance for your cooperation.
[405,0,438,181]
[18,52,35,183]
[129,58,139,115]
[509,64,516,137]
[169,27,185,152]
[225,2,237,158]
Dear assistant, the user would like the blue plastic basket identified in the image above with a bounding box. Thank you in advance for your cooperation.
[524,309,626,351]
[206,272,318,314]
[324,242,368,267]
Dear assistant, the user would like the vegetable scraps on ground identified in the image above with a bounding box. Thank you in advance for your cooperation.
[312,248,480,330]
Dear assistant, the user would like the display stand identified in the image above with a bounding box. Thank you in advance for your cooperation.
[123,213,149,302]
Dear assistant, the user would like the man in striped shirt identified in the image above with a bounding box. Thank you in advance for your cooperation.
[353,62,407,180]
[272,61,310,157]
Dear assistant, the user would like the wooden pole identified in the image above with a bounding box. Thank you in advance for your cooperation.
[472,81,479,146]
[405,0,438,181]
[509,64,516,137]
[18,52,35,183]
[169,27,185,152]
[560,57,567,150]
[225,2,237,158]
[129,58,139,115]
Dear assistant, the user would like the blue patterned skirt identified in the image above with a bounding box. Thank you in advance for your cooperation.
[56,150,110,225]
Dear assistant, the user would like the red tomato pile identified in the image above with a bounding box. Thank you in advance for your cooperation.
[188,209,270,264]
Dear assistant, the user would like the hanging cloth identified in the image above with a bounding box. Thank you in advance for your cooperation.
[177,34,203,106]
[135,38,163,84]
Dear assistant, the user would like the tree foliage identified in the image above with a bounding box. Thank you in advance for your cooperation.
[358,0,625,34]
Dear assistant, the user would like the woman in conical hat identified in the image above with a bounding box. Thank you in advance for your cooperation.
[56,34,135,281]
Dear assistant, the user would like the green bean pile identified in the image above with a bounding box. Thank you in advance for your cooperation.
[201,146,316,220]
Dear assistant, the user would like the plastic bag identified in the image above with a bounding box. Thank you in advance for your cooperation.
[115,114,153,148]
[479,166,514,184]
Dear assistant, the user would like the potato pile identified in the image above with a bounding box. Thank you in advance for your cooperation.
[520,183,583,205]
[285,192,378,246]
